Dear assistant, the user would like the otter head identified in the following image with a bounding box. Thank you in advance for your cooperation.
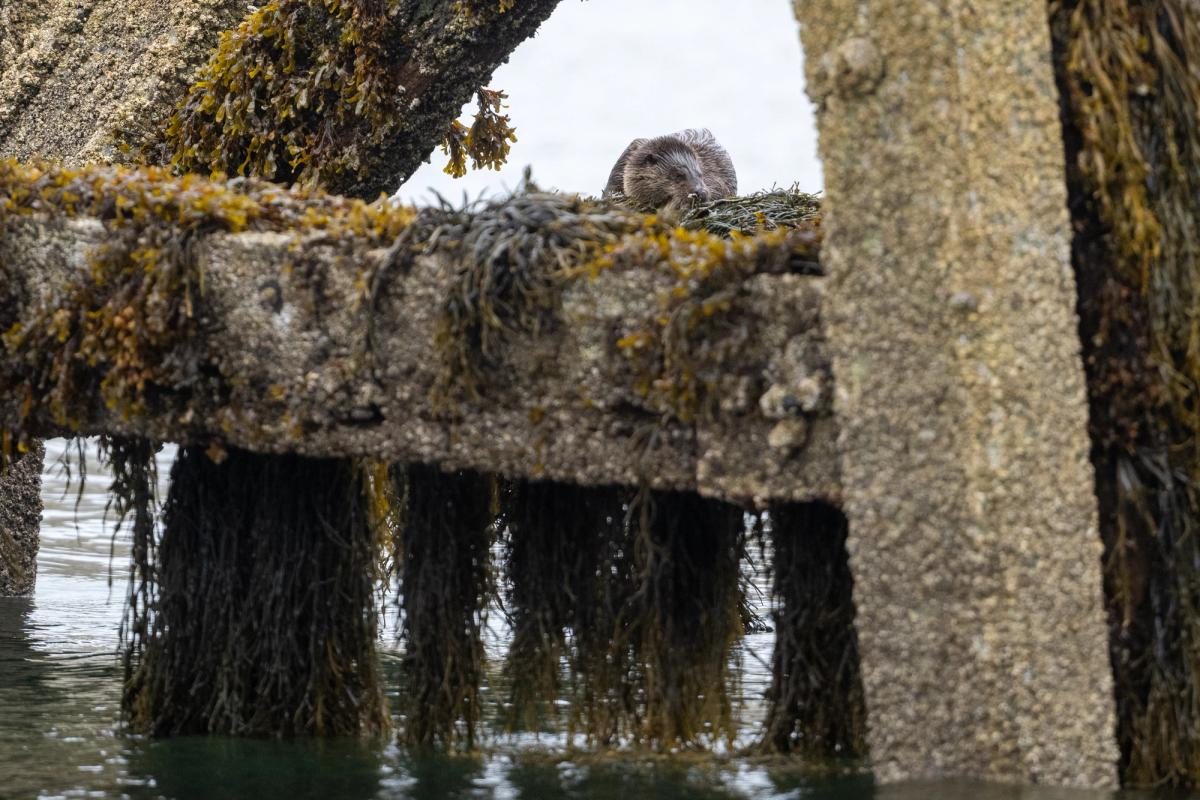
[623,140,711,212]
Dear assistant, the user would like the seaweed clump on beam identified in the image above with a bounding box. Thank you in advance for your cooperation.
[424,191,641,408]
[678,187,821,238]
[1051,0,1200,786]
[610,219,822,425]
[397,463,495,747]
[759,502,866,757]
[123,443,388,736]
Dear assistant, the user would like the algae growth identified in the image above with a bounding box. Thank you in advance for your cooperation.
[1052,0,1200,786]
[161,0,525,199]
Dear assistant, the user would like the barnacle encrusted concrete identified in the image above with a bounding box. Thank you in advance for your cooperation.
[0,200,837,504]
[794,0,1119,789]
[0,441,44,596]
[0,0,246,164]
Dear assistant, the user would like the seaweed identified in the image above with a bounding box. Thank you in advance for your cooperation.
[497,480,631,735]
[160,0,526,198]
[1051,0,1200,785]
[440,89,518,179]
[624,489,747,747]
[612,223,822,423]
[499,481,750,748]
[678,187,822,238]
[396,463,495,746]
[426,192,640,407]
[122,443,389,736]
[759,502,866,757]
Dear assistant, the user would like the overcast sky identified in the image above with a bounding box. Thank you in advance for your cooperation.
[395,0,821,203]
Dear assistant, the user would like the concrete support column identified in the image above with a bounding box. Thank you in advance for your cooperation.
[0,442,44,596]
[792,0,1119,787]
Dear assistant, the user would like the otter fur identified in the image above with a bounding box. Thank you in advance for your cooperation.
[603,129,737,213]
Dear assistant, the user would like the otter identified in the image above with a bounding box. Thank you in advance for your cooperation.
[602,129,737,213]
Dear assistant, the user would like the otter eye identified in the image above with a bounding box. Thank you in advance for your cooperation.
[642,154,659,166]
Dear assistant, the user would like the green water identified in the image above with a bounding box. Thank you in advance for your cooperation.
[0,441,1186,799]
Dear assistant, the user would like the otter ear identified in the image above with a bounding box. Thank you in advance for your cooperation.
[640,152,660,167]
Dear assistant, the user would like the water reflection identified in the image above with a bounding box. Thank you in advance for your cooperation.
[0,596,50,698]
[873,782,1121,800]
[124,738,387,800]
[504,758,770,799]
[392,751,485,799]
[0,593,126,797]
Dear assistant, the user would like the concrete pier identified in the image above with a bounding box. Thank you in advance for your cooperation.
[793,0,1120,787]
[0,442,43,597]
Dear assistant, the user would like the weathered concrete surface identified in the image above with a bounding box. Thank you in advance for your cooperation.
[0,215,839,505]
[0,0,246,164]
[0,441,44,596]
[794,0,1119,789]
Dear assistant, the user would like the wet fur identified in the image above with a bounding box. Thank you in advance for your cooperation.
[603,129,737,213]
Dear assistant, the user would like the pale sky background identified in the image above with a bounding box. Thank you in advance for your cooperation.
[395,0,822,203]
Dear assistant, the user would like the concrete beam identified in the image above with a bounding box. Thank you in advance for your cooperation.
[0,204,838,504]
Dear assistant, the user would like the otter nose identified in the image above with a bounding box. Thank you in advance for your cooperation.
[688,181,712,202]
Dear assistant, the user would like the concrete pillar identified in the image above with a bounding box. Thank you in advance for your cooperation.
[0,442,44,596]
[792,0,1119,788]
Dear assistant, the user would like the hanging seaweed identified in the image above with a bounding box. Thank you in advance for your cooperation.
[1050,0,1200,786]
[397,463,495,746]
[122,444,389,736]
[625,489,747,747]
[499,478,752,748]
[759,502,866,757]
[440,88,518,179]
[498,479,630,733]
[557,486,639,746]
